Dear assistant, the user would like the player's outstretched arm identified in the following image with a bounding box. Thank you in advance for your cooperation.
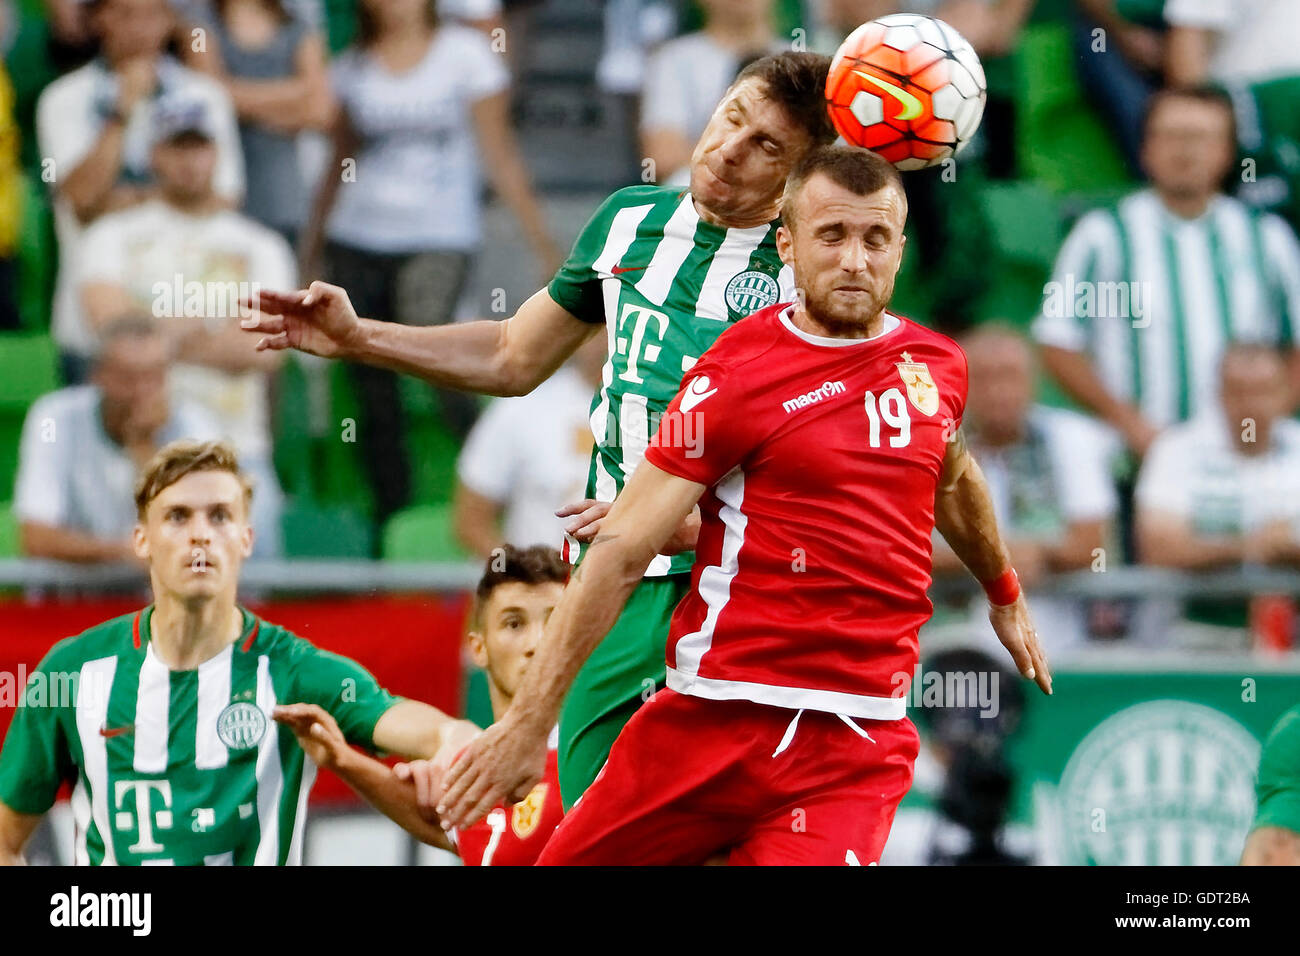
[0,801,42,866]
[437,463,707,829]
[933,428,1053,696]
[241,282,599,397]
[272,704,455,852]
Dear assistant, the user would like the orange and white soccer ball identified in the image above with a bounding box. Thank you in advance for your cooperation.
[825,14,987,170]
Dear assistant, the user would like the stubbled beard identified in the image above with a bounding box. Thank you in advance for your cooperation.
[804,284,891,336]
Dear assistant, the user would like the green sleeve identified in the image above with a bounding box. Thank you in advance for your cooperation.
[546,190,624,324]
[288,641,401,752]
[0,652,74,816]
[1253,705,1300,834]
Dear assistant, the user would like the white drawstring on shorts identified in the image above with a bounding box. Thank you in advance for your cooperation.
[771,709,876,758]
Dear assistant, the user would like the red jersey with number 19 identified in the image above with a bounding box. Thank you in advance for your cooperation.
[643,303,968,720]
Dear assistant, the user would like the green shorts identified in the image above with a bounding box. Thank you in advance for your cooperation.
[557,574,691,809]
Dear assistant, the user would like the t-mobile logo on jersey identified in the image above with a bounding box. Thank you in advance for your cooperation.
[50,886,152,936]
[114,779,174,855]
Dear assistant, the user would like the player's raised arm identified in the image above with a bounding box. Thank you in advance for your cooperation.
[933,428,1053,696]
[272,704,455,852]
[437,462,707,829]
[241,283,599,397]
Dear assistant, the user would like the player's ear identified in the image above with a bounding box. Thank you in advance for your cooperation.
[776,223,794,266]
[467,630,488,669]
[132,522,149,561]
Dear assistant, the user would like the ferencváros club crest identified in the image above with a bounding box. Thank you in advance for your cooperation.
[724,270,780,315]
[217,701,268,750]
[1053,701,1259,865]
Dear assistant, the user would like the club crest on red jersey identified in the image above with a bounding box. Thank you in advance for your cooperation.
[511,782,549,838]
[895,352,939,416]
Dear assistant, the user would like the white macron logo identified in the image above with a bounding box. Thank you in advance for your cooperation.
[679,375,718,412]
[782,380,846,414]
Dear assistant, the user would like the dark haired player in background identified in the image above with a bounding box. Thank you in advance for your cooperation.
[275,544,568,865]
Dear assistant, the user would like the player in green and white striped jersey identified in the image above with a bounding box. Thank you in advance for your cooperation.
[1034,87,1300,456]
[242,52,838,815]
[0,440,478,865]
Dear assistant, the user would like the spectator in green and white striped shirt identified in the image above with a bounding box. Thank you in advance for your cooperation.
[1033,86,1300,458]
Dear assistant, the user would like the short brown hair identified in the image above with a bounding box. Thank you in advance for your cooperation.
[474,544,569,623]
[780,144,906,229]
[732,52,837,150]
[134,439,254,519]
[1142,84,1237,145]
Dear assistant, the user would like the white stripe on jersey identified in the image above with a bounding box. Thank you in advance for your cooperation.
[695,223,772,321]
[592,202,653,276]
[634,195,698,306]
[253,654,282,866]
[195,645,233,770]
[204,852,234,865]
[133,644,170,774]
[674,467,748,677]
[588,276,622,469]
[74,655,118,866]
[286,760,316,866]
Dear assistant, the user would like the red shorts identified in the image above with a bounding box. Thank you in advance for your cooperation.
[536,688,920,865]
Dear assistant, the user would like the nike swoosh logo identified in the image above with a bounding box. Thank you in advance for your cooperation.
[99,724,135,738]
[679,375,718,413]
[853,70,923,121]
[611,264,647,275]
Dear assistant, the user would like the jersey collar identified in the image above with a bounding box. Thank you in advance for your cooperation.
[133,604,261,653]
[778,306,901,347]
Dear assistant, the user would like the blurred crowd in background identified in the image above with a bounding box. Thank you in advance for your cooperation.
[0,0,1298,664]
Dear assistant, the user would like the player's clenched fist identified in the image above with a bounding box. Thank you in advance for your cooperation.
[273,703,350,768]
[988,595,1053,696]
[240,281,364,359]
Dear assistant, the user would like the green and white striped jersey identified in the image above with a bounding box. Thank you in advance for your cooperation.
[0,606,399,865]
[1032,189,1300,428]
[548,185,794,575]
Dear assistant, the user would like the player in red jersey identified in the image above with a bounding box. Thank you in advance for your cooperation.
[274,545,566,865]
[438,145,1052,865]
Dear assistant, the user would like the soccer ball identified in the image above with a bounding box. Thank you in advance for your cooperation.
[825,14,987,171]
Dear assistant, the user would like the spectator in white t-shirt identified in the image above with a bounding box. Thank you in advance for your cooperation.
[299,0,562,528]
[14,316,221,564]
[931,324,1119,656]
[36,0,245,384]
[452,335,606,558]
[74,101,294,556]
[640,0,786,185]
[1136,342,1300,647]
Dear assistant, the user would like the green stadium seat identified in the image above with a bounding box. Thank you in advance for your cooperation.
[0,501,18,557]
[16,174,55,333]
[0,331,58,408]
[1015,24,1131,195]
[382,503,469,562]
[279,500,374,558]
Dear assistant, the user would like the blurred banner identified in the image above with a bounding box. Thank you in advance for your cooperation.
[892,658,1300,865]
[0,595,470,803]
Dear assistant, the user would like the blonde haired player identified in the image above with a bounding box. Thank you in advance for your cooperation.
[0,439,478,865]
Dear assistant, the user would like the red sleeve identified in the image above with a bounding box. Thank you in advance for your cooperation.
[643,358,763,488]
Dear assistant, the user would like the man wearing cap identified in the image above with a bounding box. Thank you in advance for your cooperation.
[75,99,290,556]
[36,0,245,384]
